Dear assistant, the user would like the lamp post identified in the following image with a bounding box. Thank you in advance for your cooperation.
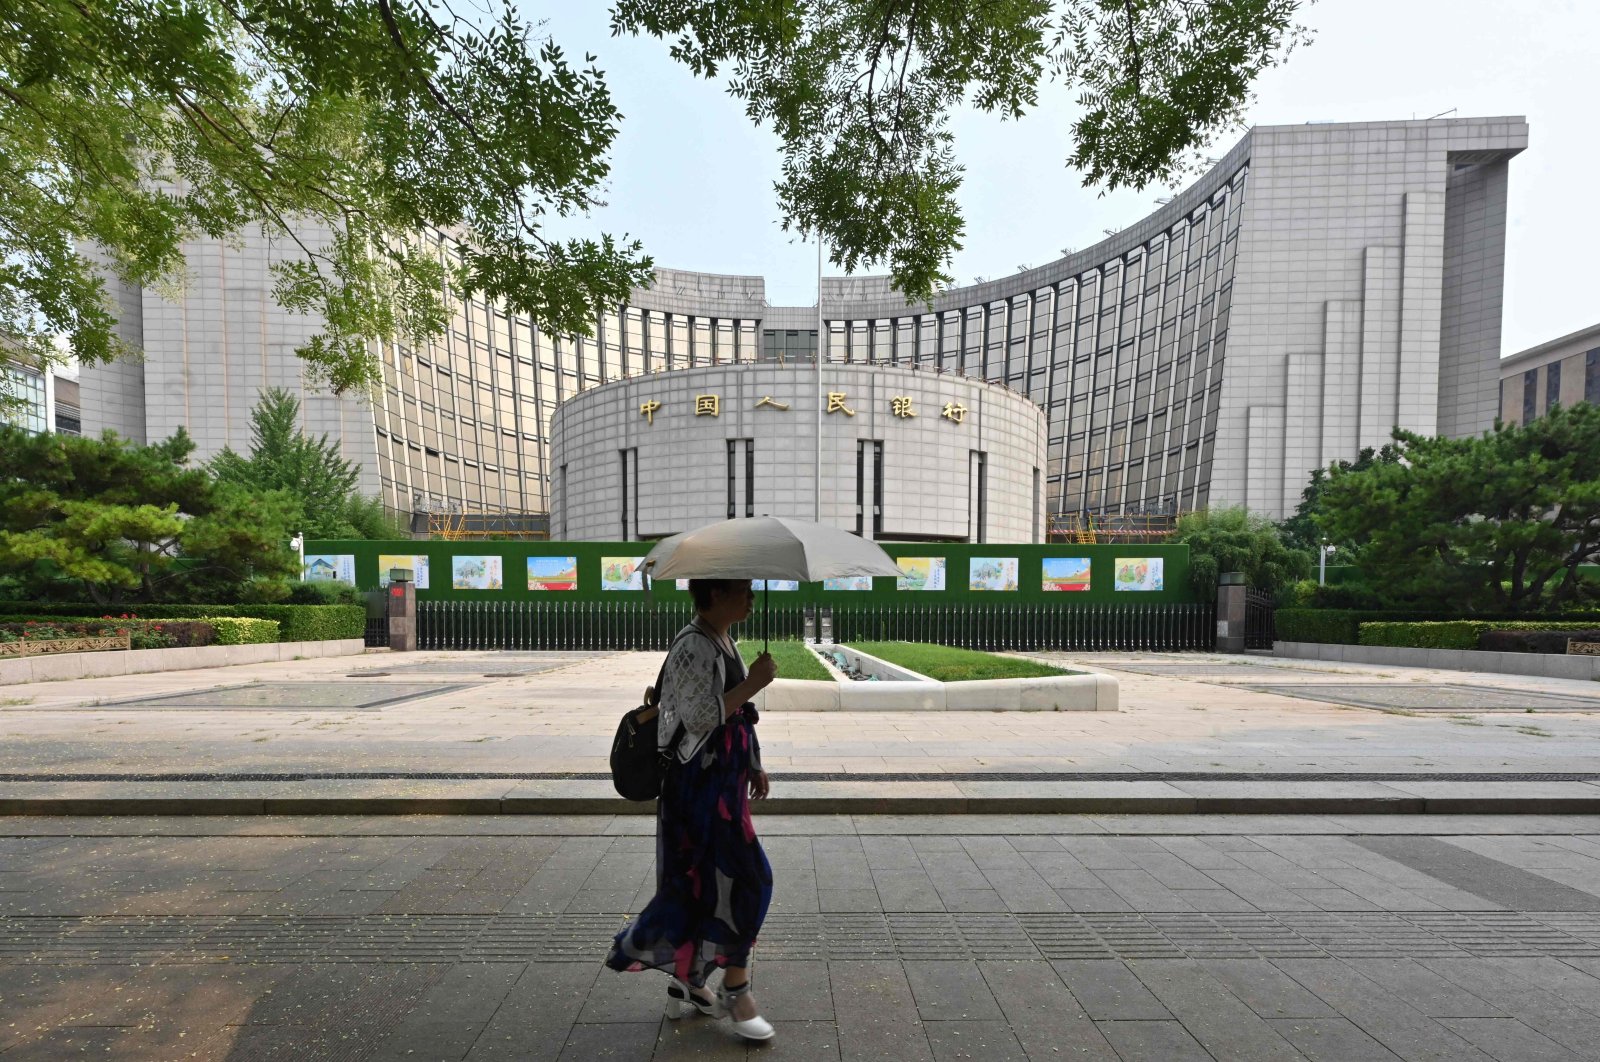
[1319,542,1336,586]
[289,532,304,579]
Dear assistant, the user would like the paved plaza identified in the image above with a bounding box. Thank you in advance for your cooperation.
[2,649,1600,813]
[2,649,1600,1056]
[5,814,1600,1059]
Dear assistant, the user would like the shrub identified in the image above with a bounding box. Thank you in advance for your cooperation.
[204,616,281,645]
[1358,620,1600,652]
[1479,626,1600,655]
[1276,609,1413,645]
[0,602,363,641]
[1359,621,1486,650]
[0,617,218,650]
[286,580,368,607]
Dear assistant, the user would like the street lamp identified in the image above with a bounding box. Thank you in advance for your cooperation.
[1318,542,1336,585]
[289,532,304,579]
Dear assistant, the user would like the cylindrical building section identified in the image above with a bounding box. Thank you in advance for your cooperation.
[550,364,1047,542]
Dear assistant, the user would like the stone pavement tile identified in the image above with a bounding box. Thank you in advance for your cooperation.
[976,960,1117,1061]
[1094,1018,1212,1061]
[1017,850,1102,890]
[1265,1017,1402,1061]
[0,1026,133,1060]
[759,1020,841,1060]
[828,961,935,1062]
[819,889,881,912]
[921,847,996,892]
[957,837,1069,912]
[1197,959,1338,1019]
[922,1019,1027,1061]
[1291,887,1385,911]
[1199,867,1327,911]
[0,964,191,1052]
[1342,959,1506,1017]
[653,1017,751,1060]
[1054,836,1143,870]
[1055,887,1134,912]
[1490,957,1600,1016]
[870,867,945,912]
[813,839,874,891]
[1269,958,1495,1062]
[1004,836,1065,852]
[1091,869,1198,912]
[754,961,833,1021]
[1129,958,1311,1061]
[938,889,1008,912]
[1437,1018,1584,1062]
[1307,867,1451,910]
[860,816,1107,836]
[507,836,614,914]
[1419,958,1600,1060]
[579,968,671,1025]
[1172,888,1261,911]
[903,961,1003,1021]
[367,962,524,1060]
[466,963,596,1062]
[558,1020,660,1061]
[1048,960,1170,1020]
[862,836,922,869]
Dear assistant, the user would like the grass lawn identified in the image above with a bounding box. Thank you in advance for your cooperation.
[738,639,833,682]
[846,642,1077,682]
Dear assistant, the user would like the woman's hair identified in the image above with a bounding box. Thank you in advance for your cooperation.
[688,578,750,612]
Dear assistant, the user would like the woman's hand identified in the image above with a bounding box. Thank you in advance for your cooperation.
[748,651,778,691]
[749,769,770,800]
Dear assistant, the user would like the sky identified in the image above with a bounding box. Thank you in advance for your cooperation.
[531,1,1596,355]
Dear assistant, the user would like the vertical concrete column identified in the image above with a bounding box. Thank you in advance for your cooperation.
[387,577,417,652]
[1216,571,1247,653]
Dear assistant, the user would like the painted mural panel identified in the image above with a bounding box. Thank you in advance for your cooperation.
[968,558,1019,591]
[1114,557,1165,592]
[823,576,874,591]
[1042,557,1092,592]
[452,555,504,590]
[303,554,355,584]
[527,557,578,591]
[378,554,430,589]
[896,557,947,591]
[601,557,646,591]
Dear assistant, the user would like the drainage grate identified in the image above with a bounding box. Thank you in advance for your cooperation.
[5,910,1600,966]
[1241,683,1600,712]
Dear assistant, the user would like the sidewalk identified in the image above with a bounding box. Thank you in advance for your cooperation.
[3,648,1600,815]
[3,813,1600,1060]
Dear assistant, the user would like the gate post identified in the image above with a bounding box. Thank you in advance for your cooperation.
[1215,571,1247,653]
[386,567,416,651]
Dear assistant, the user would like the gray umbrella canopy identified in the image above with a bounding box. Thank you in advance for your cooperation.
[641,517,905,583]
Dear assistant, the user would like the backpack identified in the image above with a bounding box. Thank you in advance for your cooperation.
[609,630,694,801]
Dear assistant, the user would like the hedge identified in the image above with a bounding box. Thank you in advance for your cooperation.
[204,616,281,645]
[0,603,363,642]
[1359,620,1600,651]
[1481,628,1600,654]
[0,617,218,649]
[1279,608,1600,646]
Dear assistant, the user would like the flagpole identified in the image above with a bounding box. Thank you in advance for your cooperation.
[815,234,823,523]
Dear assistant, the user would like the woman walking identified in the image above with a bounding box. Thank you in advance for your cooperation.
[606,578,779,1042]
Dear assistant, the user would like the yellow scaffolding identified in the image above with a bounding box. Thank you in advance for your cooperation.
[425,511,550,541]
[1048,512,1182,544]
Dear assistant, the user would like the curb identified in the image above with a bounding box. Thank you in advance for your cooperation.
[3,795,1599,816]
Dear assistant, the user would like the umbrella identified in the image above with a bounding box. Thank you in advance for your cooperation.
[640,517,906,650]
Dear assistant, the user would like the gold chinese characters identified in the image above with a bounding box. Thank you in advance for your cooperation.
[755,396,790,411]
[633,393,967,424]
[890,396,916,418]
[639,399,661,425]
[825,392,856,416]
[941,401,968,424]
[694,394,720,417]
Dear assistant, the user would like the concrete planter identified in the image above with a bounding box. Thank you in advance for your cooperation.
[1275,640,1600,681]
[0,638,368,685]
[753,644,1117,712]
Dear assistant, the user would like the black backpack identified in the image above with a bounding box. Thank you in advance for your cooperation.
[609,630,694,801]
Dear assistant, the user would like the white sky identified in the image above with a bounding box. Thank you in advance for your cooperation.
[532,1,1596,354]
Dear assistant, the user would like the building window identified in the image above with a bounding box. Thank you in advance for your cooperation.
[1522,370,1537,424]
[1546,361,1562,414]
[1587,349,1600,404]
[970,450,988,543]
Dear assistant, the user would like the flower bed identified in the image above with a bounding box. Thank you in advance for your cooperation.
[0,616,217,652]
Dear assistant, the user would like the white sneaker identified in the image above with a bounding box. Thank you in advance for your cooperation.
[718,982,775,1041]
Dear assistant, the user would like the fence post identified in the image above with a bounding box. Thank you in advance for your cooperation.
[1216,572,1247,652]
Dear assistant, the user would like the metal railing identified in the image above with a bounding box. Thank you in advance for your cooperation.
[416,600,1214,653]
[363,617,390,648]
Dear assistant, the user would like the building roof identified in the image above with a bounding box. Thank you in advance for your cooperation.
[1501,321,1600,370]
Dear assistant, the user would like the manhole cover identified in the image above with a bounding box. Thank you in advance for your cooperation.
[85,681,477,712]
[1244,683,1600,712]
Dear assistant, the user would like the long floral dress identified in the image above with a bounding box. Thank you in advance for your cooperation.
[605,623,772,986]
